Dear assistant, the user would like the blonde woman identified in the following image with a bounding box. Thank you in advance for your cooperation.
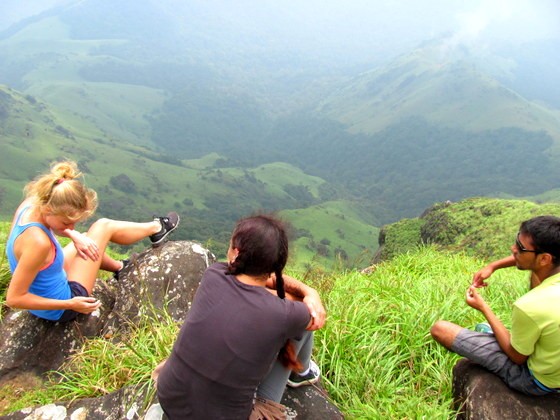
[6,161,179,322]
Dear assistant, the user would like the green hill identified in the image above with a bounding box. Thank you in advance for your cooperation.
[318,42,560,146]
[375,197,560,262]
[3,2,560,227]
[282,200,379,270]
[0,85,377,267]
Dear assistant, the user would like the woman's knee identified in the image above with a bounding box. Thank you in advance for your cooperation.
[90,218,112,230]
[86,218,115,236]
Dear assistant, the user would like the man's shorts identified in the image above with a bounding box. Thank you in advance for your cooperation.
[57,281,90,323]
[451,328,551,396]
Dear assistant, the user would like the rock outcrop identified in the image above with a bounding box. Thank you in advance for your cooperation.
[453,358,560,419]
[0,241,342,419]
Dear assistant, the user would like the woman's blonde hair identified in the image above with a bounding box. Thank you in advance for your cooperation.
[24,161,98,221]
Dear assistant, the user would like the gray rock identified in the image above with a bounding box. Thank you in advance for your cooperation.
[101,241,214,337]
[282,385,343,419]
[0,280,114,379]
[453,358,560,419]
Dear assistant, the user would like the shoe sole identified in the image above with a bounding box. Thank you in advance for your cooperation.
[286,376,320,388]
[151,214,180,246]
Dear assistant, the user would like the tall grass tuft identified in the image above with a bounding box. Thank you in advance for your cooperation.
[49,304,179,405]
[312,246,527,419]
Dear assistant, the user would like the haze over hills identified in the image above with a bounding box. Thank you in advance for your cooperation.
[1,0,559,267]
[0,85,376,268]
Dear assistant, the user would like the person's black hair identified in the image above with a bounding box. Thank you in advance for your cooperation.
[226,214,289,298]
[520,215,560,266]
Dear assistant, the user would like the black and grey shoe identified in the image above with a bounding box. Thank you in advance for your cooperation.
[150,212,180,247]
[113,259,130,281]
[287,360,321,388]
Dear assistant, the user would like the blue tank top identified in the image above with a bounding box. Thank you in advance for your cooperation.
[6,207,71,321]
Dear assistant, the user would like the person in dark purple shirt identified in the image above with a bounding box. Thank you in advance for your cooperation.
[157,214,326,419]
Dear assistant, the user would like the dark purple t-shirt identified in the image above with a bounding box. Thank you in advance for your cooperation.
[157,262,310,419]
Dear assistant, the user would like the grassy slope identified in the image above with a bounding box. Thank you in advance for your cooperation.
[320,44,560,147]
[377,197,560,263]
[313,247,527,418]
[283,201,379,270]
[0,238,527,418]
[0,85,377,266]
[2,15,164,148]
[0,197,545,417]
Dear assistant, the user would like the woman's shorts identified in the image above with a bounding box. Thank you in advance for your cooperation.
[57,281,90,323]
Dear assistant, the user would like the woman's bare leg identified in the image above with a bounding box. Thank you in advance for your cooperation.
[63,245,123,272]
[66,218,161,293]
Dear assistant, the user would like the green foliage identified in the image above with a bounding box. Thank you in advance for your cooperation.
[376,218,425,261]
[109,173,137,194]
[379,197,560,262]
[283,201,379,270]
[0,85,375,268]
[49,310,178,404]
[313,247,527,418]
[0,222,10,305]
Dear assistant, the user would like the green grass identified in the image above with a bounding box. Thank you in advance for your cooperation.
[0,222,11,305]
[380,197,560,262]
[311,246,526,419]
[0,245,529,418]
[51,307,178,403]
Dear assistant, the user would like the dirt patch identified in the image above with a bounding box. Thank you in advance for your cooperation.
[0,372,45,414]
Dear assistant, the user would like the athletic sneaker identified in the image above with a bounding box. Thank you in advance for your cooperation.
[113,259,130,281]
[150,212,180,246]
[287,360,321,388]
[474,322,493,334]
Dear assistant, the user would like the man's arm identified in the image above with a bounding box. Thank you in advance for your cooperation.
[472,256,516,288]
[466,286,528,364]
[267,274,326,331]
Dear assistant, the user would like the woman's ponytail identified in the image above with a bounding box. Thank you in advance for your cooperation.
[275,269,285,299]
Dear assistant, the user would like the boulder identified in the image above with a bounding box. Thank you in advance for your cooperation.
[0,280,114,380]
[0,241,342,419]
[453,358,560,419]
[3,383,343,420]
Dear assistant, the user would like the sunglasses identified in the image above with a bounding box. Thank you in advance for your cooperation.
[515,233,540,254]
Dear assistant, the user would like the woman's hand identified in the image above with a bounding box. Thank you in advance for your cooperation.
[303,291,326,331]
[64,229,100,261]
[69,296,101,314]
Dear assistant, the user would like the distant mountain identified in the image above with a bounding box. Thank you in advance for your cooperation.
[1,1,560,229]
[317,40,560,141]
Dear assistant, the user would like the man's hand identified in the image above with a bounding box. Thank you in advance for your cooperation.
[472,266,494,288]
[466,286,488,312]
[471,256,516,288]
[64,229,100,261]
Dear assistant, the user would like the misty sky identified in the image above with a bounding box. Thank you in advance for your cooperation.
[2,0,558,47]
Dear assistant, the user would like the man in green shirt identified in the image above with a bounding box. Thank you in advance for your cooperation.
[431,215,560,395]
